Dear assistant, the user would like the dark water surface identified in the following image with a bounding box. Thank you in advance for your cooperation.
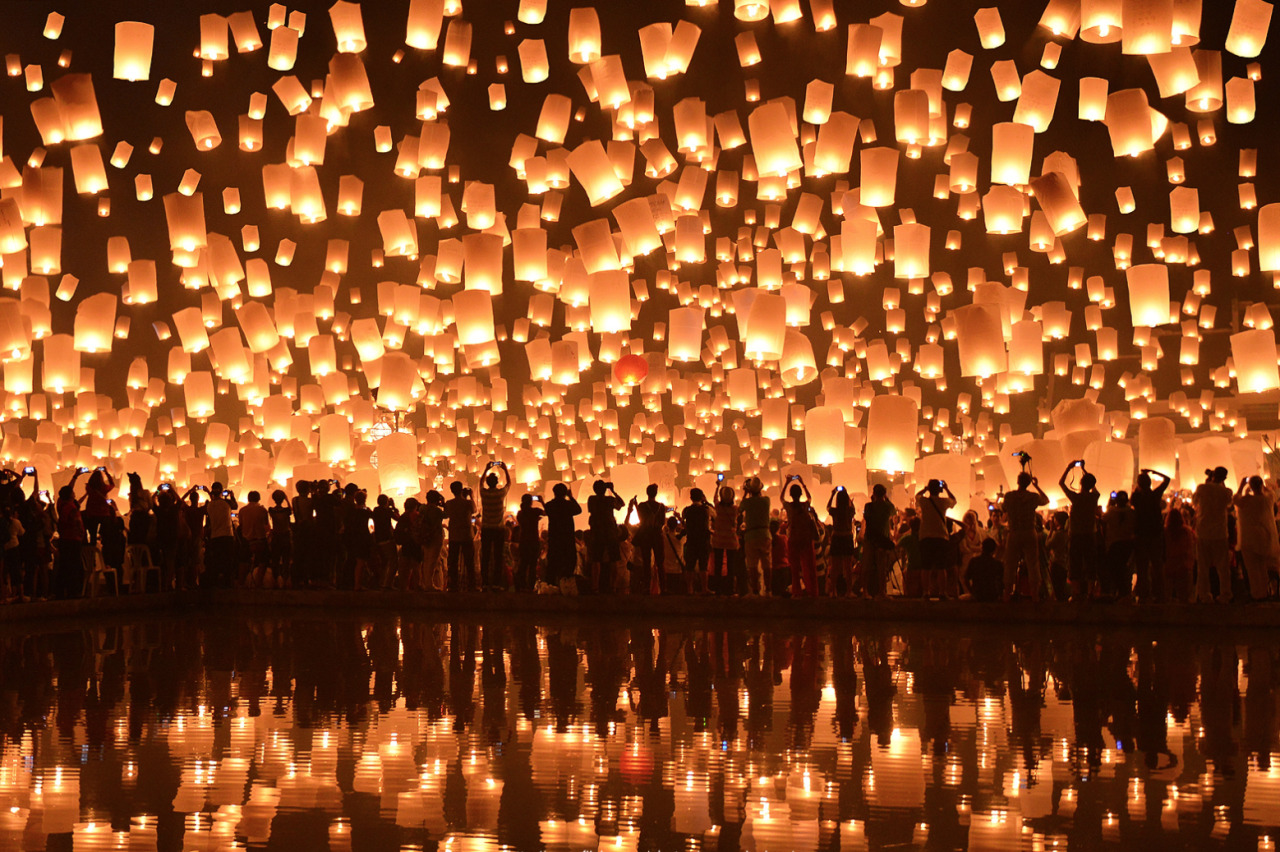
[1,613,1279,851]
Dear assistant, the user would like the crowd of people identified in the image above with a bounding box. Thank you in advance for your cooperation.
[0,458,1277,606]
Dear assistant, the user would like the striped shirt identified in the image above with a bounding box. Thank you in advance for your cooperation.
[480,485,508,528]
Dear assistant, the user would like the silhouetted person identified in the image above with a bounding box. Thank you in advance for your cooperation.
[544,483,581,590]
[1131,468,1170,601]
[630,484,667,595]
[478,461,511,591]
[515,494,544,591]
[1193,466,1233,603]
[1002,471,1049,601]
[1060,461,1100,600]
[587,480,623,593]
[444,481,476,592]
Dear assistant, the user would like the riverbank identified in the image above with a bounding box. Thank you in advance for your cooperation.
[2,589,1278,630]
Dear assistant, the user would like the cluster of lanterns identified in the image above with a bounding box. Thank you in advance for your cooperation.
[0,0,1276,512]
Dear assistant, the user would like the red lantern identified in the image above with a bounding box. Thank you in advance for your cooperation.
[613,353,649,386]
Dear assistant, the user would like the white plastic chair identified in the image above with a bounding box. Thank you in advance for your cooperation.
[82,546,120,597]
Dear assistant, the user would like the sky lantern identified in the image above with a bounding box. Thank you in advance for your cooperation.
[113,22,154,81]
[73,293,116,353]
[329,1,367,53]
[859,147,898,207]
[1122,0,1174,55]
[613,353,648,386]
[866,394,918,473]
[1231,329,1280,392]
[990,122,1033,185]
[567,7,601,63]
[1126,264,1172,327]
[804,406,845,465]
[1226,0,1273,57]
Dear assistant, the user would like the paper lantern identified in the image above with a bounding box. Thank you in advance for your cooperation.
[866,395,918,473]
[567,140,624,206]
[804,406,845,465]
[893,223,930,279]
[73,293,116,353]
[329,1,367,53]
[1137,416,1177,475]
[1105,88,1159,156]
[781,331,817,386]
[734,0,771,22]
[376,432,419,494]
[114,22,154,81]
[568,7,601,62]
[126,259,158,305]
[953,304,1006,377]
[859,147,899,207]
[1227,0,1273,57]
[1232,328,1280,392]
[1258,203,1280,271]
[990,122,1033,185]
[441,18,472,67]
[613,353,649,386]
[1030,171,1085,236]
[318,412,353,463]
[589,270,631,334]
[743,292,787,361]
[1122,0,1173,54]
[406,0,444,48]
[453,290,494,345]
[1126,264,1171,327]
[51,74,102,140]
[974,7,1006,48]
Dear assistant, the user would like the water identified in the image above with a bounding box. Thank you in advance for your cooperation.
[0,613,1278,852]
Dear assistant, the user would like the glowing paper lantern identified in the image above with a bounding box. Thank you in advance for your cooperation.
[953,304,1007,377]
[318,412,353,463]
[1231,328,1280,392]
[453,290,495,345]
[1227,0,1273,57]
[113,22,154,81]
[1259,203,1280,271]
[743,292,787,361]
[1030,171,1086,236]
[805,406,845,465]
[1138,416,1178,475]
[376,432,419,494]
[866,395,918,473]
[329,1,367,53]
[990,122,1033,185]
[73,293,116,353]
[859,147,899,207]
[589,270,631,334]
[613,353,649,386]
[1126,264,1171,327]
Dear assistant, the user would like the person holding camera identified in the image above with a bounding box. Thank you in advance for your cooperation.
[1060,461,1100,600]
[1193,466,1233,603]
[444,481,478,592]
[478,461,511,591]
[826,485,857,596]
[587,480,624,593]
[916,479,957,599]
[783,475,819,597]
[1001,471,1049,602]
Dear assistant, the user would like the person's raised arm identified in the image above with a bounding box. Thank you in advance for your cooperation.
[1059,462,1078,497]
[827,489,838,512]
[1030,476,1049,505]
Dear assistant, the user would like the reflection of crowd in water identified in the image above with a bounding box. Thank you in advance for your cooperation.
[1,618,1280,849]
[4,461,1280,605]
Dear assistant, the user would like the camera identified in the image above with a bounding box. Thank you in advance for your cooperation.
[837,485,846,492]
[717,472,725,482]
[159,483,172,491]
[23,466,34,475]
[1110,490,1118,499]
[77,467,88,474]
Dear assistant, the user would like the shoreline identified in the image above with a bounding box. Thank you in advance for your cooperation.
[3,588,1279,632]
